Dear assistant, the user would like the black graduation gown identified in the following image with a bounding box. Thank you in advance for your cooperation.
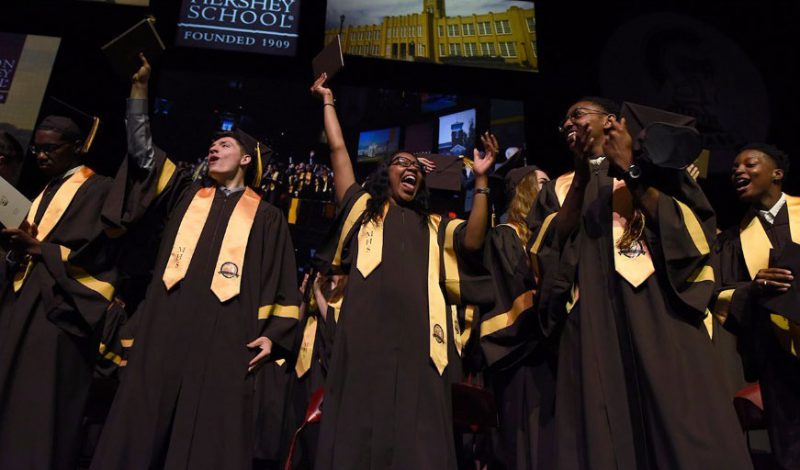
[716,203,800,469]
[277,302,336,470]
[313,183,487,470]
[91,149,299,470]
[0,169,116,470]
[536,162,752,470]
[480,225,556,470]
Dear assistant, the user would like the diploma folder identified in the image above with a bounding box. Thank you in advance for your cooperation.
[0,176,31,229]
[101,17,166,82]
[312,35,344,80]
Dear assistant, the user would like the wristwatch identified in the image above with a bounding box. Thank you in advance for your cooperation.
[623,164,642,183]
[475,187,491,195]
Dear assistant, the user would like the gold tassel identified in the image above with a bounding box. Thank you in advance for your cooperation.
[252,143,263,188]
[81,116,100,154]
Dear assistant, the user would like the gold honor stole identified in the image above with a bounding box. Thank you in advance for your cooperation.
[738,195,800,355]
[612,179,655,287]
[162,187,260,302]
[14,166,94,292]
[295,315,317,378]
[342,196,451,375]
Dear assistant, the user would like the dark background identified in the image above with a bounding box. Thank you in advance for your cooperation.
[2,0,798,229]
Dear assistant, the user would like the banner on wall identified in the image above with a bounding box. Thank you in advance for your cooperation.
[83,0,150,6]
[0,34,26,104]
[175,0,301,56]
[0,33,61,161]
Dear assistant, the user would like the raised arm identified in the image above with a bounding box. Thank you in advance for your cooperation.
[462,132,497,252]
[310,74,355,204]
[128,53,155,171]
[555,123,592,245]
[605,117,660,222]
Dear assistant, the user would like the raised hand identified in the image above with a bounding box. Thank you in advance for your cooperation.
[417,156,436,174]
[311,73,334,105]
[473,132,498,177]
[603,116,633,172]
[130,53,151,100]
[686,163,700,181]
[132,53,151,87]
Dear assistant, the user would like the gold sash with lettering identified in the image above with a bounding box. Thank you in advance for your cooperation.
[162,187,260,302]
[295,316,317,378]
[13,166,94,292]
[350,201,450,375]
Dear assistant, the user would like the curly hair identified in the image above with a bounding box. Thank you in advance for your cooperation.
[362,151,430,225]
[506,171,539,246]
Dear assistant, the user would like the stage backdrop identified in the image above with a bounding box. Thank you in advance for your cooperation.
[325,0,538,72]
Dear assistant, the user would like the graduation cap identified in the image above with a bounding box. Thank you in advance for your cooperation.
[486,147,531,215]
[101,16,166,82]
[620,102,702,170]
[759,243,800,324]
[37,97,101,154]
[424,154,463,192]
[229,128,269,188]
[312,35,344,81]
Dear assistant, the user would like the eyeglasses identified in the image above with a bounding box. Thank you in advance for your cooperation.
[29,142,69,156]
[557,107,610,134]
[390,156,423,172]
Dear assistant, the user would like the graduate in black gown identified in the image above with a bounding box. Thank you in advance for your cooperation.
[0,112,117,470]
[532,97,752,470]
[309,74,495,470]
[91,55,299,470]
[481,167,555,470]
[278,272,346,470]
[714,144,800,469]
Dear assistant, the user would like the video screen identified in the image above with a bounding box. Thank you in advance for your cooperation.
[403,121,435,154]
[357,127,400,163]
[421,93,457,113]
[438,109,476,156]
[176,0,301,56]
[490,99,525,151]
[325,0,537,72]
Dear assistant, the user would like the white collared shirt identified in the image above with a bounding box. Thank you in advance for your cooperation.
[760,193,786,225]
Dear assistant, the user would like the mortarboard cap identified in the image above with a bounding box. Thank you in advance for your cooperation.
[487,148,526,214]
[102,16,166,82]
[37,97,101,154]
[312,35,345,81]
[760,243,800,324]
[230,128,271,188]
[620,102,702,170]
[424,154,463,192]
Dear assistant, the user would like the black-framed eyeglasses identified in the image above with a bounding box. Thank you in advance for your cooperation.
[29,142,69,156]
[557,107,610,134]
[390,156,423,172]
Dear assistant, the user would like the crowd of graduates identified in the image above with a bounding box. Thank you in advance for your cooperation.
[0,52,798,470]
